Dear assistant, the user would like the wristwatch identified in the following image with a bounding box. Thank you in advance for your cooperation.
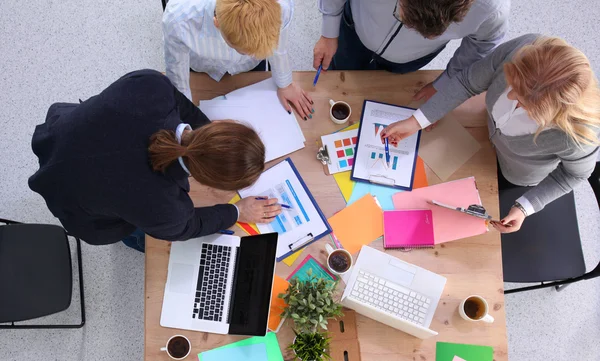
[512,201,528,217]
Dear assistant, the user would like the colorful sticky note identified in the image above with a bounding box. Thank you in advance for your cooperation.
[347,182,401,210]
[334,140,342,148]
[414,156,429,189]
[286,255,336,282]
[199,333,283,361]
[333,171,355,202]
[435,342,493,361]
[282,249,303,266]
[268,276,289,332]
[336,149,345,158]
[343,138,351,146]
[201,343,267,361]
[345,148,353,156]
[328,195,383,254]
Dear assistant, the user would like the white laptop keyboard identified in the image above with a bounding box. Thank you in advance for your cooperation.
[349,270,431,325]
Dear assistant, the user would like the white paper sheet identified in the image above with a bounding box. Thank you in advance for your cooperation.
[352,101,420,189]
[239,160,329,260]
[224,79,305,142]
[199,99,305,162]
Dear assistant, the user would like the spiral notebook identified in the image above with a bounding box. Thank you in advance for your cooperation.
[383,210,434,249]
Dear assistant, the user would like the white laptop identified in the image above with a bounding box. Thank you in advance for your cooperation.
[341,245,446,339]
[160,232,278,336]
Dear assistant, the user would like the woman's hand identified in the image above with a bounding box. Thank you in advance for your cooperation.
[380,116,421,146]
[277,82,314,120]
[236,197,282,224]
[491,206,526,233]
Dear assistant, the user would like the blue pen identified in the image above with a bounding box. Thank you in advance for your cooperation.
[219,229,234,235]
[384,137,391,168]
[313,65,322,87]
[255,197,293,209]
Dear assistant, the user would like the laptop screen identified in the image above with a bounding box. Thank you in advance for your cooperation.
[227,232,278,335]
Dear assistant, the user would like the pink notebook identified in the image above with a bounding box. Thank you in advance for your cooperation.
[383,210,434,249]
[392,177,488,244]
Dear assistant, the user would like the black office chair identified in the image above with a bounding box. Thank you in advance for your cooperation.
[0,219,85,328]
[500,162,600,294]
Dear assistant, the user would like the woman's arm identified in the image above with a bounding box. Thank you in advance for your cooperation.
[173,87,211,129]
[520,146,599,213]
[419,34,540,126]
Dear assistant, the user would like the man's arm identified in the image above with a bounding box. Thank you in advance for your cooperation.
[268,0,293,89]
[433,1,510,90]
[318,0,346,39]
[163,16,193,100]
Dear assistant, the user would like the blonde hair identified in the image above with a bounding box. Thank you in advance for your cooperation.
[215,0,281,59]
[504,36,600,146]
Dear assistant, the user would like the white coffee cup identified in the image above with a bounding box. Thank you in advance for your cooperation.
[459,295,494,323]
[160,335,191,360]
[325,244,353,275]
[329,99,351,124]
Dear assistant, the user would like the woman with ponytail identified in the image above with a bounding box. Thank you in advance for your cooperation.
[29,70,280,252]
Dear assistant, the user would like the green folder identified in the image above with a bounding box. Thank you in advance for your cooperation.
[198,332,283,361]
[436,342,493,361]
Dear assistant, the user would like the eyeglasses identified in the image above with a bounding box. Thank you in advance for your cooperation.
[393,2,402,22]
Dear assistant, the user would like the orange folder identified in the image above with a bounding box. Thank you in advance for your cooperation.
[268,276,289,332]
[328,195,384,254]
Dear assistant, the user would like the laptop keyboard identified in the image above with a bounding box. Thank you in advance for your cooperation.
[192,243,231,322]
[349,270,431,326]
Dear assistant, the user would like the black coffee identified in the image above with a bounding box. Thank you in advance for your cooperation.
[329,251,351,272]
[168,336,190,359]
[464,297,485,320]
[332,103,350,120]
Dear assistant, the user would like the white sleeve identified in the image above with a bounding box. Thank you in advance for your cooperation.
[412,109,432,129]
[163,19,192,100]
[516,196,536,216]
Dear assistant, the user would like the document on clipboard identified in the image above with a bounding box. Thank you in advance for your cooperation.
[351,100,421,190]
[238,158,332,261]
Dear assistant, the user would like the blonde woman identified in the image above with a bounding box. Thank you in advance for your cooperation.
[381,34,600,233]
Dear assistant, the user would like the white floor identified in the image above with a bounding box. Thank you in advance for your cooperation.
[0,0,599,360]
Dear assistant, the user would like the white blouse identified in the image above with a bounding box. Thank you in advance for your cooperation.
[491,87,541,136]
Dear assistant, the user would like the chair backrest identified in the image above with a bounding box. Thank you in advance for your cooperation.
[583,161,600,280]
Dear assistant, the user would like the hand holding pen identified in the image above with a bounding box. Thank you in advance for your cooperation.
[235,196,283,224]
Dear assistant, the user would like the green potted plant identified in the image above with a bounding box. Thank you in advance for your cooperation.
[290,330,331,361]
[279,270,343,333]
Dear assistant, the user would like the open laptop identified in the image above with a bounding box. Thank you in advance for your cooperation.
[160,232,278,336]
[341,245,446,339]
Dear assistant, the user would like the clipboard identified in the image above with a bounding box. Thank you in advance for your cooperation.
[351,100,421,191]
[238,158,332,261]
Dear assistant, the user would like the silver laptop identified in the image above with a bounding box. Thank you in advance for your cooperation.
[160,232,278,335]
[341,245,446,339]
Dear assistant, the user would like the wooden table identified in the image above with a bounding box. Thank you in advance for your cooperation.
[145,71,507,361]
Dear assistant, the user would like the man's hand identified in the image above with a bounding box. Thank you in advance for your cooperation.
[277,82,314,120]
[380,116,421,147]
[313,36,338,71]
[491,206,526,233]
[413,82,437,102]
[236,197,282,224]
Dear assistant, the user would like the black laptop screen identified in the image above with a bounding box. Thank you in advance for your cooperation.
[227,232,278,336]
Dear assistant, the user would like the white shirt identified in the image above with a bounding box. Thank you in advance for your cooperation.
[163,0,294,100]
[175,123,239,220]
[414,87,539,216]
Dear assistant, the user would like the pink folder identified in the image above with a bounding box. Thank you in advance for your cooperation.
[392,177,487,244]
[383,210,434,249]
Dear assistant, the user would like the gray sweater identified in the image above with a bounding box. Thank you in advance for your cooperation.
[420,34,600,212]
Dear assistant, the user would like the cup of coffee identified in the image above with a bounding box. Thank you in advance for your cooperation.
[459,295,494,323]
[329,99,351,125]
[325,244,353,275]
[160,335,191,360]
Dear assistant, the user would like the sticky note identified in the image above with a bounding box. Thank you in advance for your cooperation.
[328,195,383,254]
[200,343,267,361]
[333,171,355,202]
[282,249,303,266]
[435,342,493,361]
[268,276,289,331]
[199,333,283,361]
[286,255,336,282]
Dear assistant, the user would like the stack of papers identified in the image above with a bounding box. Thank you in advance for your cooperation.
[200,79,305,162]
